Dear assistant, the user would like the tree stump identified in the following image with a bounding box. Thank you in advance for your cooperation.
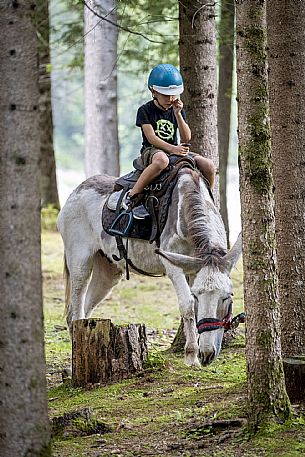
[283,356,305,403]
[72,319,147,387]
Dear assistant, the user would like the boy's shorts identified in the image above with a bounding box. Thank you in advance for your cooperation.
[141,146,162,167]
[141,146,198,168]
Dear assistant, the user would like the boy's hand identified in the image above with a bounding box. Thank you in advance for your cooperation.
[170,144,189,156]
[172,98,183,114]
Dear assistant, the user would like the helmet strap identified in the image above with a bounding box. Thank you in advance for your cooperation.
[152,93,168,111]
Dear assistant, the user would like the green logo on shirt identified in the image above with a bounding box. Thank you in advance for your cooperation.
[155,119,174,140]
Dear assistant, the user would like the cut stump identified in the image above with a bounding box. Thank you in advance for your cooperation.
[72,319,147,387]
[283,356,305,403]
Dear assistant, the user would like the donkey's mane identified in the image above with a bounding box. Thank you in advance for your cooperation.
[181,169,227,267]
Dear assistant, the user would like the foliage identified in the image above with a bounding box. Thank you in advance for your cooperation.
[49,0,180,172]
[116,0,179,73]
[41,205,60,231]
[144,349,168,369]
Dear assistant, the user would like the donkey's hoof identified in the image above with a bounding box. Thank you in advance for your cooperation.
[185,354,201,368]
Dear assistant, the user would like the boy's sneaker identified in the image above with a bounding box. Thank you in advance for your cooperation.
[121,192,149,219]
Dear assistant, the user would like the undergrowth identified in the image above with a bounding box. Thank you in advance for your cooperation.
[42,227,305,457]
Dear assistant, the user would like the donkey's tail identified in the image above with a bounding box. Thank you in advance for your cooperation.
[63,252,70,317]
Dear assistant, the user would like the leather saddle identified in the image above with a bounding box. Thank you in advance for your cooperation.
[102,155,197,244]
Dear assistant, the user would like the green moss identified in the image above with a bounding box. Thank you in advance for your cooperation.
[70,417,111,435]
[144,350,168,369]
[236,26,266,59]
[32,443,52,457]
[241,93,273,194]
[256,330,273,347]
[237,21,273,195]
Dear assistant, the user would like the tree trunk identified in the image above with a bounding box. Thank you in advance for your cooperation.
[175,0,219,352]
[282,357,305,403]
[218,0,235,246]
[84,0,120,177]
[169,318,185,353]
[236,0,291,432]
[266,2,305,362]
[72,319,147,387]
[36,0,60,209]
[179,0,219,203]
[0,1,51,455]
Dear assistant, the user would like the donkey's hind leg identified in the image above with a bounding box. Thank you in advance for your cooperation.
[66,253,93,335]
[84,251,122,318]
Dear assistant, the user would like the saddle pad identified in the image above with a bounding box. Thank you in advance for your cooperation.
[102,203,153,241]
[107,189,123,211]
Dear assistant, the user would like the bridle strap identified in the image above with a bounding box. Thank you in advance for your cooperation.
[197,303,233,333]
[197,318,229,333]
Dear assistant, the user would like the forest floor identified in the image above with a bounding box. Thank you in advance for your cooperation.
[42,220,305,457]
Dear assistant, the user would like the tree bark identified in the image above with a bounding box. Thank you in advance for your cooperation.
[72,319,147,387]
[236,0,291,431]
[282,357,305,403]
[0,1,51,455]
[179,0,219,204]
[266,2,305,361]
[84,0,120,177]
[218,0,235,246]
[169,318,185,353]
[36,0,60,209]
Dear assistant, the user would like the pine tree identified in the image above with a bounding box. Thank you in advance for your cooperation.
[267,1,305,358]
[236,0,290,431]
[179,0,219,200]
[218,0,235,245]
[36,0,60,209]
[84,0,120,177]
[0,1,51,454]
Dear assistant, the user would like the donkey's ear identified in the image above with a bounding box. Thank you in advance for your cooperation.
[155,249,203,274]
[222,232,242,273]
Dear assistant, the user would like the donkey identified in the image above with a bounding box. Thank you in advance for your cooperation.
[57,169,242,366]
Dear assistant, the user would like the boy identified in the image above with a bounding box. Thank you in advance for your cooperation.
[124,64,215,207]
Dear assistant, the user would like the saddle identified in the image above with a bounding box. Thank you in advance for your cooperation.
[102,154,197,245]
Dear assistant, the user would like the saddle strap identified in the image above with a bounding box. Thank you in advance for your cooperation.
[113,235,164,279]
[126,255,164,278]
[146,196,159,243]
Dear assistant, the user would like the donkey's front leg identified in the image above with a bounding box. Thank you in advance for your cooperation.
[165,266,200,367]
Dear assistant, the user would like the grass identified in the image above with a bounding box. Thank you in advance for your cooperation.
[42,218,305,457]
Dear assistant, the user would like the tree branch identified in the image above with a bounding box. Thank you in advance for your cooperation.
[82,0,166,44]
[191,2,216,29]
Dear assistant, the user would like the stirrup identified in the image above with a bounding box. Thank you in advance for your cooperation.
[108,210,133,237]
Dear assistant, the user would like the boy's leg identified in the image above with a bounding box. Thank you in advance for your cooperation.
[130,151,169,196]
[193,156,216,188]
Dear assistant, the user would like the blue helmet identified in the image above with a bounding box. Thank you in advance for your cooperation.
[148,64,184,95]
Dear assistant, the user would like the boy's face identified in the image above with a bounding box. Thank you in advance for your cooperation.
[152,90,178,110]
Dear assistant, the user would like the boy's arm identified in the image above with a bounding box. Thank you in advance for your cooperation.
[142,124,189,156]
[172,99,191,144]
[175,112,191,143]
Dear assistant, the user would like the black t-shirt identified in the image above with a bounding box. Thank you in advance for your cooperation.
[136,100,186,152]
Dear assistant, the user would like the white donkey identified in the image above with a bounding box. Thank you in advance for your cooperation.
[57,169,242,366]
